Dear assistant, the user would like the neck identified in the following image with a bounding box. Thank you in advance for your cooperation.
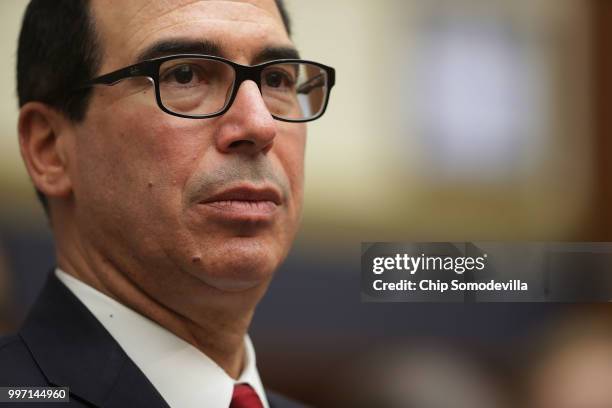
[54,219,264,379]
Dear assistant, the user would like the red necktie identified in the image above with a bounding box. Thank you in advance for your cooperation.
[230,384,264,408]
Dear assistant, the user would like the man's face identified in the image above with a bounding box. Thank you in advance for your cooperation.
[70,0,305,299]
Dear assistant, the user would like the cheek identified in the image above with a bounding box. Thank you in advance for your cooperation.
[74,107,210,218]
[117,108,208,175]
[274,126,306,208]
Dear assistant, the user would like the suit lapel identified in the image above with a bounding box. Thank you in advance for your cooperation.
[19,273,170,408]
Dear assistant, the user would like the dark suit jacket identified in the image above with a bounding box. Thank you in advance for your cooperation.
[0,273,307,407]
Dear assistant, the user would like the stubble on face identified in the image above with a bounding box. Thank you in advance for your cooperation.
[72,0,306,299]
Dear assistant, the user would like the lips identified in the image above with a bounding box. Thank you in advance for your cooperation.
[197,185,282,221]
[201,186,282,206]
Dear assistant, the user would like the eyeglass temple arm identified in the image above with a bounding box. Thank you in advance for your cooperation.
[295,64,336,94]
[84,62,153,87]
[296,74,326,94]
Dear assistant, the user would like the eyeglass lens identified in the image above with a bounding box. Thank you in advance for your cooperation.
[158,58,329,121]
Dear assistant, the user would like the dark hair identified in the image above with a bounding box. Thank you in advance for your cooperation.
[17,0,291,215]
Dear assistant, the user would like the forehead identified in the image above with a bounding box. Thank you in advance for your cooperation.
[91,0,291,67]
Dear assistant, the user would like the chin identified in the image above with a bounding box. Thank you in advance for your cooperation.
[189,236,286,292]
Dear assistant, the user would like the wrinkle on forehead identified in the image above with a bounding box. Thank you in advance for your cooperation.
[92,0,287,66]
[129,17,276,58]
[123,0,283,27]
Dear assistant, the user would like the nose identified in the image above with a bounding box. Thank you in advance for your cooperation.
[214,80,276,155]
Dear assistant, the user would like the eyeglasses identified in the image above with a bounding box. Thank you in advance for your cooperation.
[81,54,335,122]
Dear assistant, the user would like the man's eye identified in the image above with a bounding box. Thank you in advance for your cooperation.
[161,64,203,85]
[173,65,194,84]
[264,70,294,89]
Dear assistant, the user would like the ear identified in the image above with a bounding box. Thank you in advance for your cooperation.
[18,102,74,200]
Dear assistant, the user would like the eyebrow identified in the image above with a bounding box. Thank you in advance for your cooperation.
[252,46,301,64]
[135,38,301,65]
[135,39,224,63]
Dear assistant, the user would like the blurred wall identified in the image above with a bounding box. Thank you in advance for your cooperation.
[0,1,41,226]
[287,0,594,244]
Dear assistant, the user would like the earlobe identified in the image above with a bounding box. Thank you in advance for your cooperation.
[18,102,73,199]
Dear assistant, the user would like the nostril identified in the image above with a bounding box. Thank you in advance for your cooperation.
[228,140,255,149]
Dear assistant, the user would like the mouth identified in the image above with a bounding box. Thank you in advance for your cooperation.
[197,185,282,222]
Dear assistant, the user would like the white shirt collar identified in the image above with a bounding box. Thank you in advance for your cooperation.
[55,268,269,408]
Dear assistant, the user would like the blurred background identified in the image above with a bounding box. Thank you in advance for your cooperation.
[1,0,612,407]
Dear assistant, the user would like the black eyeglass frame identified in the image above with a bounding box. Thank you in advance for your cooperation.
[81,54,336,123]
